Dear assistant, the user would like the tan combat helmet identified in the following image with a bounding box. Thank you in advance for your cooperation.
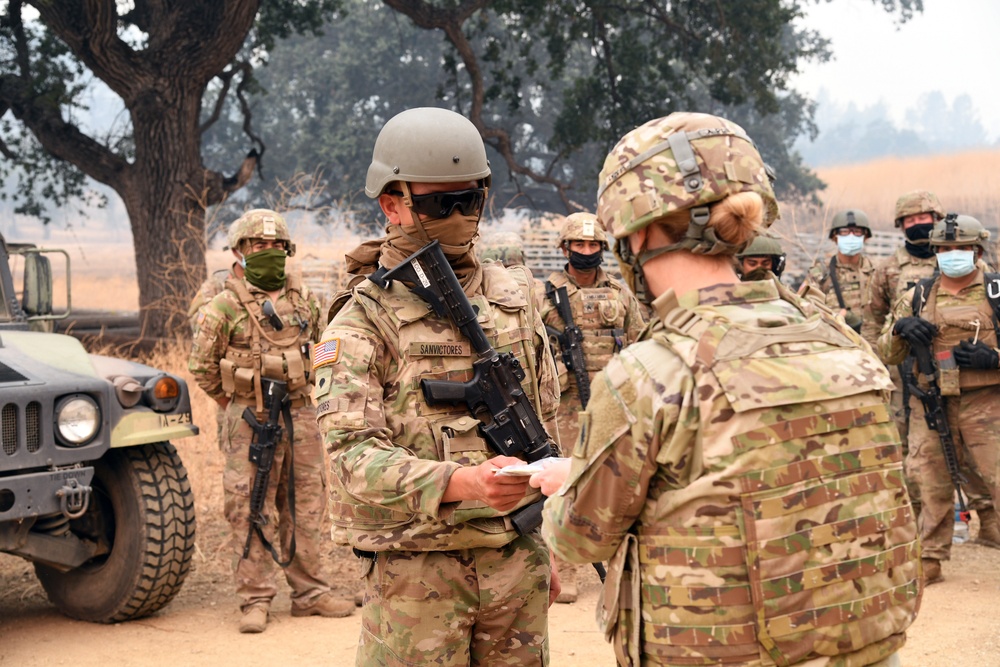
[829,209,872,239]
[477,231,526,266]
[894,190,945,227]
[929,213,991,252]
[227,209,296,257]
[557,212,608,250]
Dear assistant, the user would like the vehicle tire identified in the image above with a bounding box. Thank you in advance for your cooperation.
[35,442,196,622]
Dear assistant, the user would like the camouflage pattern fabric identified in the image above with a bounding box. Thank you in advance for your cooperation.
[878,269,1000,561]
[357,534,550,665]
[806,253,878,346]
[188,277,331,611]
[315,259,560,663]
[477,231,526,266]
[543,279,919,666]
[187,267,235,334]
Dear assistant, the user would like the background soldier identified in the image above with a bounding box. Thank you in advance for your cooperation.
[734,233,786,281]
[477,230,528,268]
[539,211,644,603]
[805,209,878,345]
[316,107,561,666]
[189,209,352,633]
[533,112,919,666]
[878,213,1000,585]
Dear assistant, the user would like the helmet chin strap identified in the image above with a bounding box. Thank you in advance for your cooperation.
[396,181,434,246]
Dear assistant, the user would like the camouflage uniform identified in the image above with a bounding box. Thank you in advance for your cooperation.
[879,268,1000,564]
[188,213,337,619]
[188,267,236,333]
[807,254,878,345]
[477,231,527,267]
[543,112,919,666]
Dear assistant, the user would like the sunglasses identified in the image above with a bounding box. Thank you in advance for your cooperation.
[388,188,486,218]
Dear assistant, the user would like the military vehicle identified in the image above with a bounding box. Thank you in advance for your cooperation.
[0,234,198,622]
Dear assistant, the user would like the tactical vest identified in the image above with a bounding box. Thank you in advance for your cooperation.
[544,270,628,377]
[911,272,1000,394]
[890,247,938,299]
[219,275,313,412]
[330,262,550,551]
[601,284,919,667]
[814,255,873,314]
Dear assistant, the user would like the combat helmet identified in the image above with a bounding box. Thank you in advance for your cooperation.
[557,212,608,250]
[477,231,525,266]
[227,209,295,257]
[829,209,872,239]
[365,107,492,198]
[894,190,945,227]
[929,213,990,252]
[735,234,786,278]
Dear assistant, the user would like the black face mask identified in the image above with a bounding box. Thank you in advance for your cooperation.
[568,250,603,271]
[904,223,935,258]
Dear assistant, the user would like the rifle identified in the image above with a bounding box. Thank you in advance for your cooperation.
[905,340,968,513]
[242,378,296,566]
[544,283,591,409]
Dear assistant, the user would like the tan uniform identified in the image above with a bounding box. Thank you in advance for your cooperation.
[807,253,877,345]
[544,279,919,666]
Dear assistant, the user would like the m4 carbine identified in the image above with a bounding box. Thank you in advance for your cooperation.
[544,283,591,409]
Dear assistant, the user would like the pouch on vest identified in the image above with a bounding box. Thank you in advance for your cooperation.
[598,298,621,326]
[220,358,237,396]
[939,367,961,396]
[599,532,640,667]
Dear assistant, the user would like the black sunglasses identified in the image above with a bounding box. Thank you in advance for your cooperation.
[388,188,486,218]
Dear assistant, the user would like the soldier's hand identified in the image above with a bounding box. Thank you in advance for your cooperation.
[442,456,531,512]
[529,458,572,497]
[953,339,1000,370]
[893,317,937,346]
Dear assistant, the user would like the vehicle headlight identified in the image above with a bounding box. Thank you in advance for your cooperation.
[55,394,101,446]
[144,374,181,413]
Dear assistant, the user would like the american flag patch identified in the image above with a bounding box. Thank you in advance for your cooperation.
[313,338,341,369]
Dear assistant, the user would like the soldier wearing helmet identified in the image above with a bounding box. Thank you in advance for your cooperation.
[533,112,919,666]
[538,212,645,604]
[879,213,1000,587]
[316,108,561,665]
[188,209,354,632]
[735,233,786,281]
[802,209,877,343]
[477,230,528,267]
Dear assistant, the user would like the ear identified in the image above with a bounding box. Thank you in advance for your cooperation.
[628,227,648,255]
[379,193,405,226]
[561,244,570,259]
[231,247,243,261]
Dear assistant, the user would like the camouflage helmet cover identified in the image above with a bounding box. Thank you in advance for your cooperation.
[894,190,945,227]
[829,209,872,238]
[365,107,492,198]
[597,112,779,250]
[477,231,525,266]
[227,209,295,256]
[736,234,784,258]
[558,212,608,249]
[929,213,990,251]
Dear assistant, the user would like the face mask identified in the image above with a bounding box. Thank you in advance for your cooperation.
[904,223,934,243]
[836,234,864,256]
[936,249,976,278]
[741,267,771,282]
[242,248,287,291]
[568,250,603,271]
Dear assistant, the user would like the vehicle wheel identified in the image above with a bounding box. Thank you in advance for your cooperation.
[35,442,196,622]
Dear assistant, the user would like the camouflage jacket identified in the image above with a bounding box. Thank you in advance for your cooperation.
[188,266,236,334]
[866,246,939,341]
[879,269,1000,394]
[542,279,918,667]
[541,267,646,398]
[315,261,561,552]
[188,275,321,407]
[806,253,878,346]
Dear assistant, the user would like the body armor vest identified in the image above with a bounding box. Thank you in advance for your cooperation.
[330,262,550,551]
[602,284,919,666]
[890,247,938,298]
[815,255,874,314]
[544,270,628,377]
[219,275,313,412]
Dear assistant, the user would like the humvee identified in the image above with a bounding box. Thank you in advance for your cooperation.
[0,234,198,622]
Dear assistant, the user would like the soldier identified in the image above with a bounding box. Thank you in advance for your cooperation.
[533,112,919,666]
[187,226,250,334]
[805,209,878,345]
[734,233,786,281]
[477,230,528,267]
[188,209,353,633]
[539,211,645,603]
[878,213,1000,585]
[315,107,561,666]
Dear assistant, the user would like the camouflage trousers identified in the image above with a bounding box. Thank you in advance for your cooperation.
[222,401,331,611]
[357,534,551,666]
[906,386,1000,561]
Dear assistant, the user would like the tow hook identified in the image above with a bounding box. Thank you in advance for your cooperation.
[57,478,91,519]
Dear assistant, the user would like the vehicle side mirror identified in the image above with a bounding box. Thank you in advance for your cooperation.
[23,252,53,316]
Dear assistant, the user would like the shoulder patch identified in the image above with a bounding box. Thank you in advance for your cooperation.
[313,338,341,369]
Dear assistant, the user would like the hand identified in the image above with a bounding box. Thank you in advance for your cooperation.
[450,456,531,512]
[953,339,1000,370]
[529,458,572,497]
[893,316,937,346]
[548,554,562,607]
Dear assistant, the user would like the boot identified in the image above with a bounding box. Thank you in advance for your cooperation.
[974,508,1000,549]
[921,558,943,586]
[555,580,578,604]
[291,593,355,618]
[239,604,269,634]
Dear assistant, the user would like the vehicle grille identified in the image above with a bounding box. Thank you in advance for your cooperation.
[1,401,42,456]
[26,402,40,452]
[2,404,14,455]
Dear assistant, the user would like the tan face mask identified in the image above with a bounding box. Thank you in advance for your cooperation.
[380,210,484,295]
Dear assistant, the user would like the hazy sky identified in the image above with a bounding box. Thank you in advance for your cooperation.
[793,0,1000,141]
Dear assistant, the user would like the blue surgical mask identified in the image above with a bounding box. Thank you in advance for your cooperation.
[936,249,976,278]
[836,234,865,256]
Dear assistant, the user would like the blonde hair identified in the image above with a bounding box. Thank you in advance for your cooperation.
[650,191,765,255]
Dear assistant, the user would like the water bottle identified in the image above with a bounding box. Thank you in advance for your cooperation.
[953,504,970,544]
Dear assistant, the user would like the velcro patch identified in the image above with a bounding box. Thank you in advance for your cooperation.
[313,338,341,369]
[408,341,471,357]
